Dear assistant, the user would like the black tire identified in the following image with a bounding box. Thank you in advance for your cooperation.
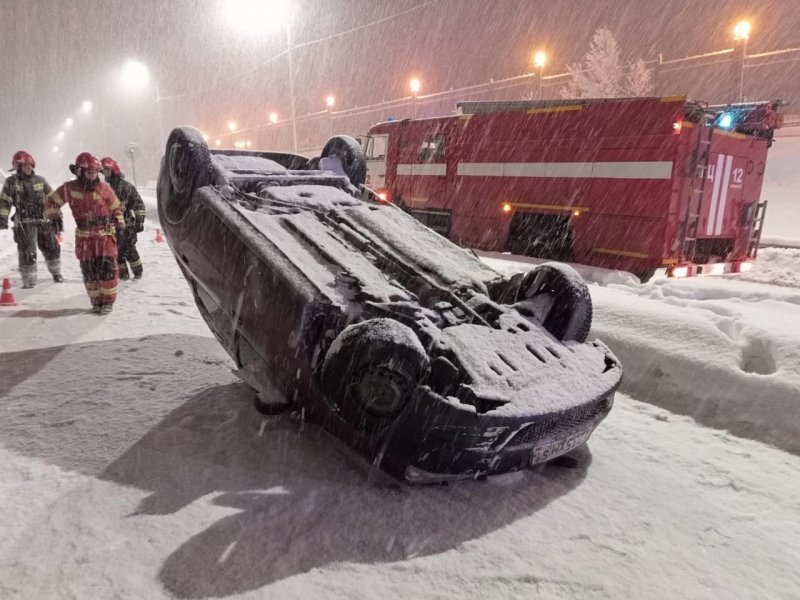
[157,127,213,225]
[320,319,430,432]
[306,155,321,170]
[636,269,656,284]
[320,135,367,186]
[515,263,592,343]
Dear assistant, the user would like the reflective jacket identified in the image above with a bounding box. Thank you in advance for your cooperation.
[0,172,53,223]
[46,180,124,261]
[106,174,146,228]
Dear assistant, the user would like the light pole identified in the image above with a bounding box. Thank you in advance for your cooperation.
[533,51,547,100]
[733,20,751,102]
[119,60,165,152]
[326,94,335,137]
[220,0,297,153]
[286,23,298,153]
[409,78,421,117]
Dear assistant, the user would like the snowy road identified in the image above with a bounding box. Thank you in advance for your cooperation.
[1,198,800,599]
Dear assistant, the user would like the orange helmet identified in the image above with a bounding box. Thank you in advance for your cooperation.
[100,156,122,176]
[12,150,35,170]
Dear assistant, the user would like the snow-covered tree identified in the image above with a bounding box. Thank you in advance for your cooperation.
[561,27,653,98]
[626,59,654,96]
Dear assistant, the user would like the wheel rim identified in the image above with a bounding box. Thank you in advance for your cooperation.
[348,366,408,417]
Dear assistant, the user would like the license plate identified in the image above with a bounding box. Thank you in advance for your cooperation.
[530,427,593,465]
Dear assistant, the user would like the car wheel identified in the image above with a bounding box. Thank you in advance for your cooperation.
[515,263,593,343]
[157,127,212,224]
[320,135,367,187]
[321,319,430,432]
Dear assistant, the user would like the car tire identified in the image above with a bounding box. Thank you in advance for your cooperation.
[157,127,213,224]
[320,135,367,187]
[515,263,593,343]
[321,318,430,432]
[306,155,321,170]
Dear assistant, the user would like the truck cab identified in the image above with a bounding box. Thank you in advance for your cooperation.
[359,133,388,193]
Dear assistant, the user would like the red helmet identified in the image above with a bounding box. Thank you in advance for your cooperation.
[12,151,35,169]
[100,156,122,176]
[74,152,102,171]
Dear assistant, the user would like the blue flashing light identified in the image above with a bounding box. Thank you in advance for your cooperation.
[717,112,734,129]
[387,116,396,122]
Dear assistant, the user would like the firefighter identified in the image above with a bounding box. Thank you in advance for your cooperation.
[0,151,63,288]
[101,157,146,280]
[45,152,125,314]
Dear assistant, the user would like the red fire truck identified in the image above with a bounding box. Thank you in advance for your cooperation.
[359,97,783,280]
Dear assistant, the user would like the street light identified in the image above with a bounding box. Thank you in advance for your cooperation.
[220,0,297,153]
[409,78,421,117]
[65,118,73,127]
[119,60,166,151]
[269,112,279,124]
[227,121,238,133]
[533,50,547,99]
[325,95,335,109]
[81,100,93,113]
[732,20,751,101]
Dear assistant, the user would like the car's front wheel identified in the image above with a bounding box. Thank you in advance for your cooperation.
[157,127,213,225]
[320,319,430,433]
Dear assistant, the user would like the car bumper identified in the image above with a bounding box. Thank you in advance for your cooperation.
[377,390,614,483]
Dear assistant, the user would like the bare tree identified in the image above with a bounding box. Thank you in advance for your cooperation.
[562,27,653,98]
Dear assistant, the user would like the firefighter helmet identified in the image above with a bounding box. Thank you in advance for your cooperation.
[100,156,122,176]
[73,152,102,172]
[12,151,35,170]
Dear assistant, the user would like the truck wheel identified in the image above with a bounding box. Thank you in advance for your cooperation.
[636,269,656,283]
[157,127,212,224]
[515,263,593,343]
[320,135,367,187]
[321,319,430,432]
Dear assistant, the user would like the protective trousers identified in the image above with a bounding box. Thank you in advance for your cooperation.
[80,256,118,307]
[14,222,61,287]
[117,229,142,279]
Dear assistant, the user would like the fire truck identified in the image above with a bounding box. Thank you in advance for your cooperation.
[359,97,783,280]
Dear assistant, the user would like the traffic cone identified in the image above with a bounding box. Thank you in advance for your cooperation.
[0,278,17,307]
[155,228,165,243]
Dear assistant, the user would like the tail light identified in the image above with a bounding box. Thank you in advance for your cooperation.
[671,266,689,278]
[672,119,683,134]
[376,188,390,203]
[501,202,512,214]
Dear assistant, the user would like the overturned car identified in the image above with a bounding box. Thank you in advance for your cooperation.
[157,127,622,483]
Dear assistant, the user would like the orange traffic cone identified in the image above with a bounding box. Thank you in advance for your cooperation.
[155,228,165,243]
[0,278,17,307]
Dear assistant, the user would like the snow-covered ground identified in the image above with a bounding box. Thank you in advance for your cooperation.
[1,192,800,599]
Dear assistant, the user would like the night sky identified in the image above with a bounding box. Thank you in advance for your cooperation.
[2,0,798,179]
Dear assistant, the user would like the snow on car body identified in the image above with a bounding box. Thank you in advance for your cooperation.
[157,127,622,482]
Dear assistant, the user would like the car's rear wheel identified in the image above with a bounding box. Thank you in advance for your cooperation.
[157,127,213,225]
[321,319,429,432]
[515,263,593,343]
[320,135,367,186]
